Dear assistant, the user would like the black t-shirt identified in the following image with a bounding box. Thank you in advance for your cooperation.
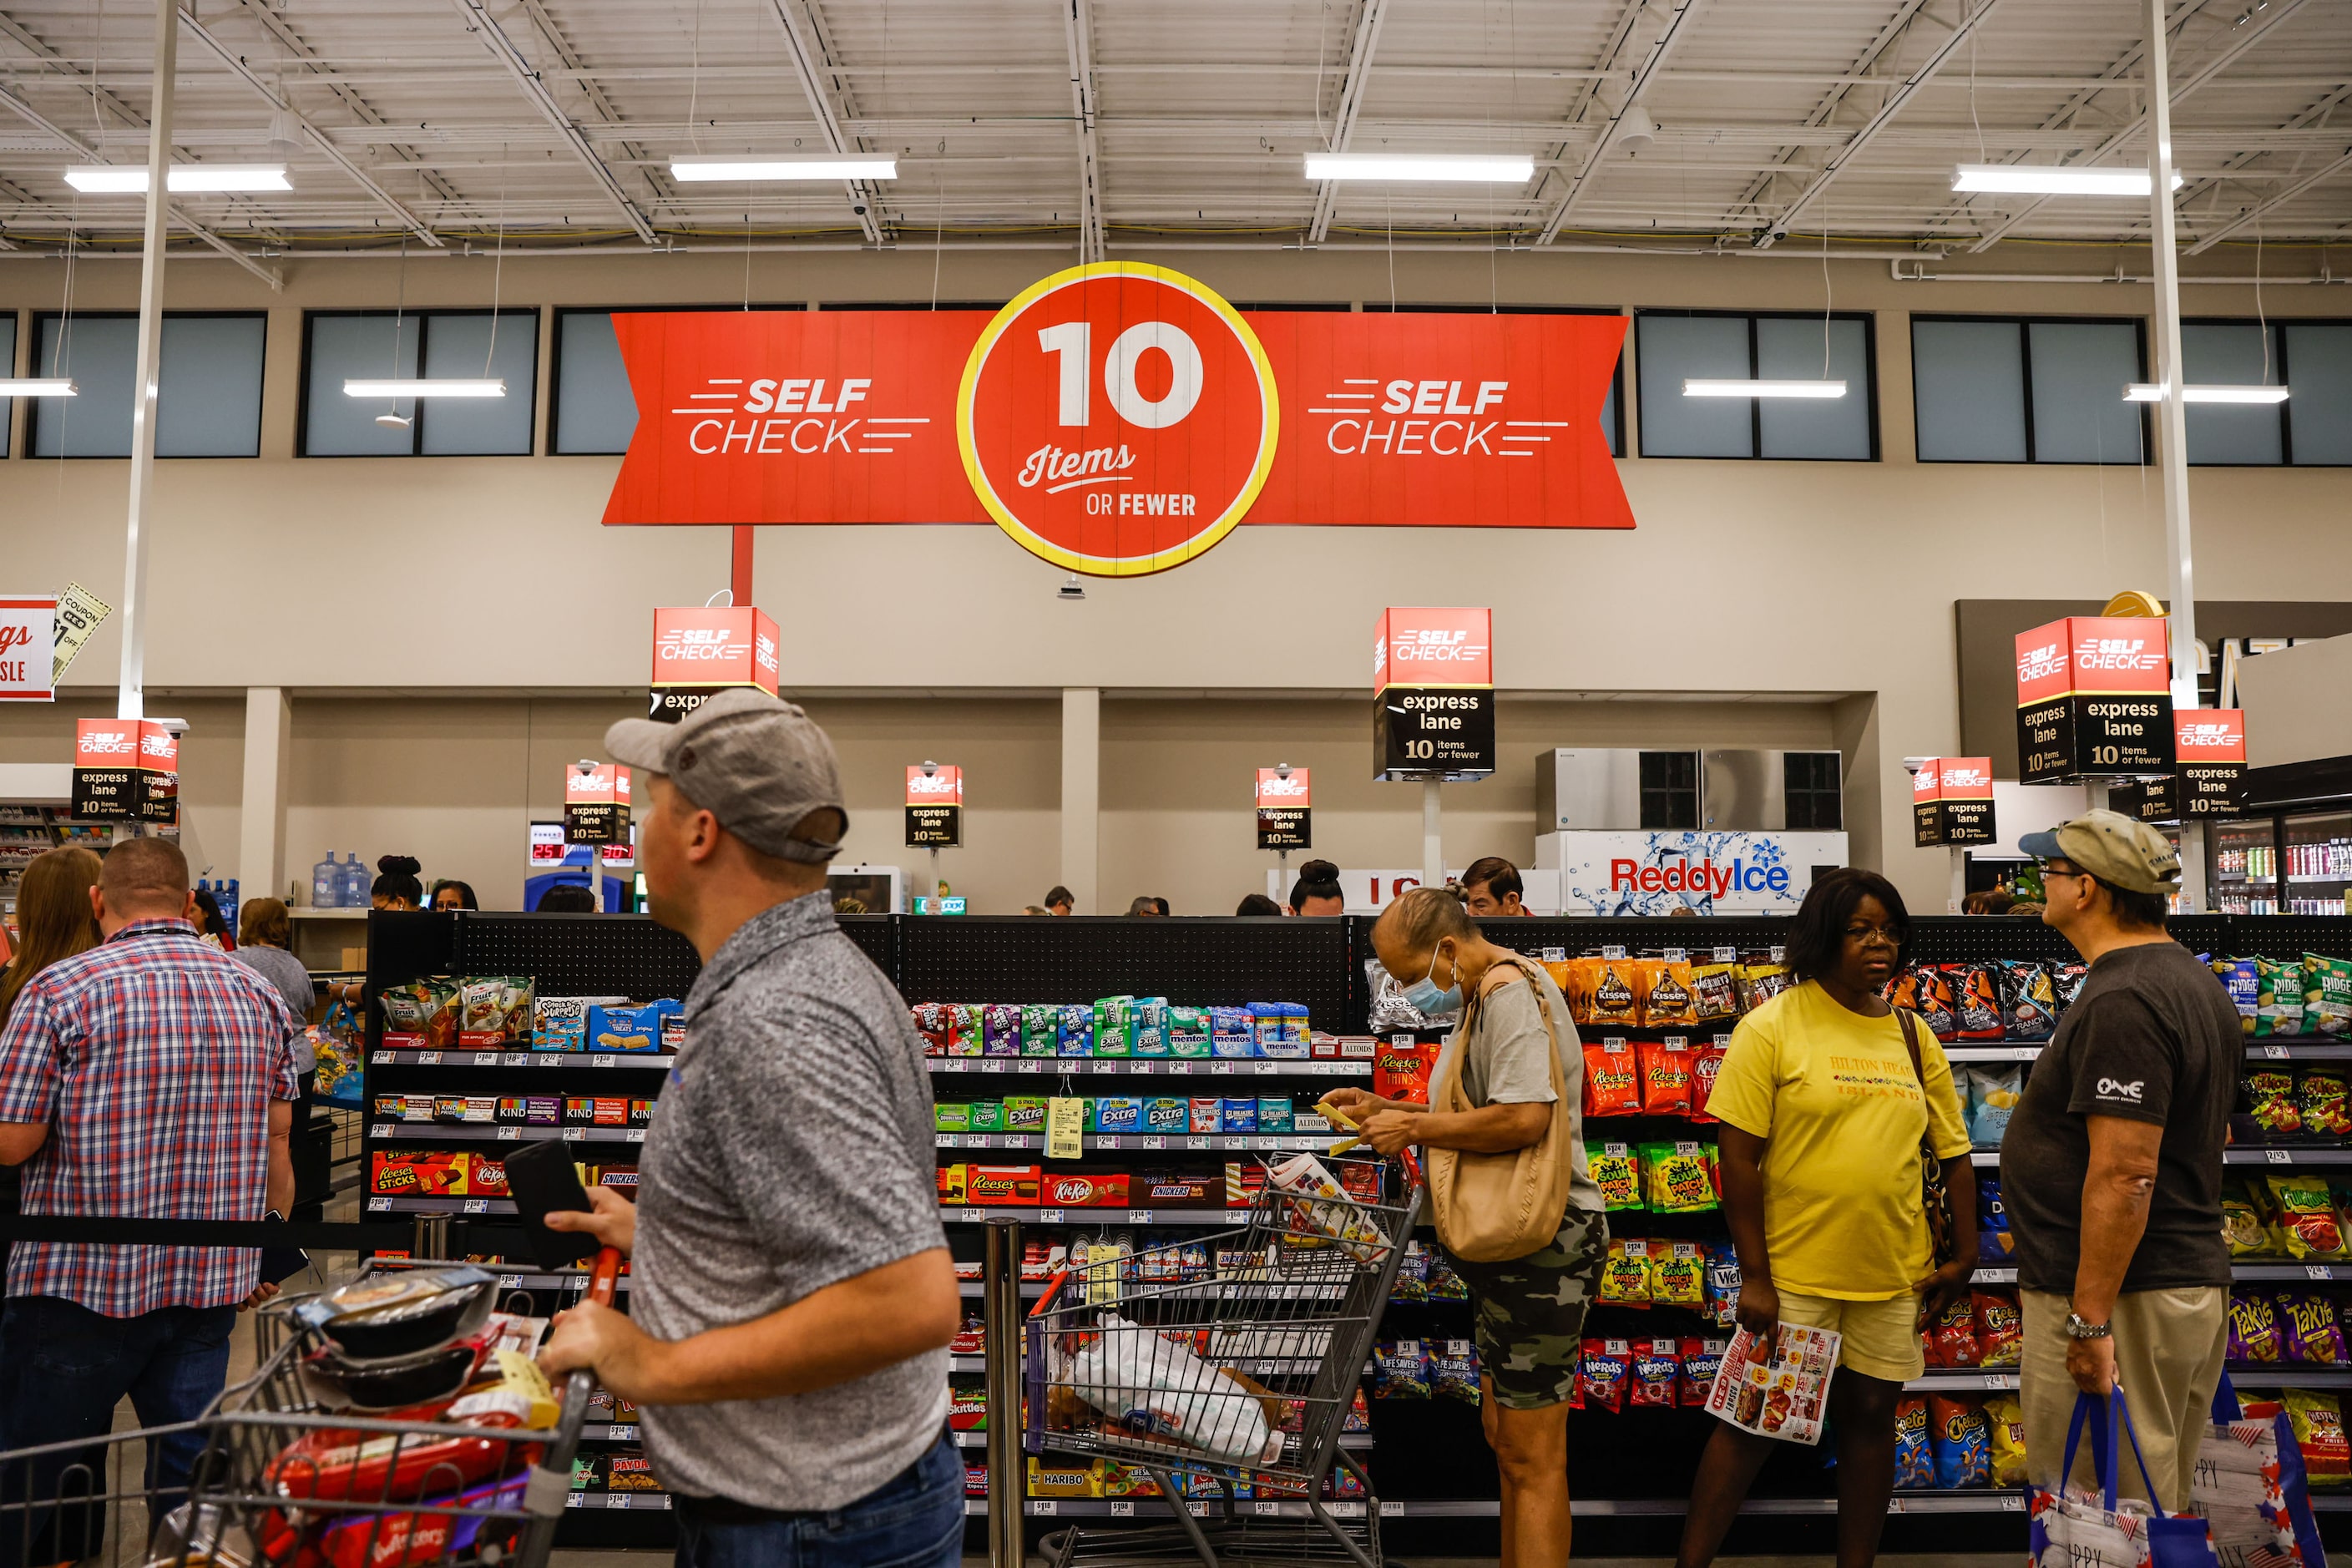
[2000,940,2241,1294]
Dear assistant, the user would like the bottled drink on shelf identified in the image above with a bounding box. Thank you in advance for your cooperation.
[312,852,340,909]
[341,853,371,908]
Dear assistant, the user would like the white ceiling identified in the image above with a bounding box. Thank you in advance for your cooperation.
[0,0,2343,266]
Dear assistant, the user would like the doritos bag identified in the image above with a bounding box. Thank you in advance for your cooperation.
[1945,964,2006,1040]
[1636,1036,1694,1116]
[1889,964,1957,1042]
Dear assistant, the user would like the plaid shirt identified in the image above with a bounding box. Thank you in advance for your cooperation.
[0,919,301,1315]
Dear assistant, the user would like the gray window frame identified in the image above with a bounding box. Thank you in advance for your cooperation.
[26,309,269,459]
[1634,308,1879,461]
[298,307,540,458]
[1909,311,2150,466]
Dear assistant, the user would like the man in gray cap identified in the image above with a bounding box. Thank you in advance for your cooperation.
[2000,808,2238,1510]
[539,690,960,1566]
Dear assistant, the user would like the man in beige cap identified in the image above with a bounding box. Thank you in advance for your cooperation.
[538,690,962,1567]
[2001,809,2239,1509]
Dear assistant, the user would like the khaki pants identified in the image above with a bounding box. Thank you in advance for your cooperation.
[2021,1287,2227,1510]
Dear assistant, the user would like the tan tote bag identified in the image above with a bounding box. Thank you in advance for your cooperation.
[1424,953,1581,1263]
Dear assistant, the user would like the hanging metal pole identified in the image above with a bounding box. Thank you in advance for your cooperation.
[117,0,176,724]
[1421,780,1444,892]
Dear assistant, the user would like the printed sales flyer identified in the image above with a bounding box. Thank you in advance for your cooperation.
[1704,1321,1839,1445]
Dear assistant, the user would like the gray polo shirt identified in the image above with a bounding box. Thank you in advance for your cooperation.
[631,891,948,1511]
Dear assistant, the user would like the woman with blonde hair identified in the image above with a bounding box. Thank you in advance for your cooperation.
[0,847,104,1279]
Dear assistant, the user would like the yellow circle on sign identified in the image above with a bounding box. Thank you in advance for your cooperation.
[955,260,1282,579]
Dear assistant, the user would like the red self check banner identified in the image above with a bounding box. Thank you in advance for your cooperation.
[601,263,1631,577]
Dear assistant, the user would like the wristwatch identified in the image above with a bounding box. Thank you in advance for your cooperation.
[2065,1312,2112,1341]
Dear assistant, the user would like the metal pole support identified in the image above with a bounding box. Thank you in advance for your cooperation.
[984,1216,1024,1568]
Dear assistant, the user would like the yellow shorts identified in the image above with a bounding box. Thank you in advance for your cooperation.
[1777,1289,1924,1383]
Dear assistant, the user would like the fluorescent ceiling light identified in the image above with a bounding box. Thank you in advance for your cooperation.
[669,155,897,181]
[0,378,74,396]
[2124,383,2289,404]
[1303,154,1534,183]
[1683,379,1848,399]
[66,164,290,194]
[1953,164,2183,195]
[342,378,507,398]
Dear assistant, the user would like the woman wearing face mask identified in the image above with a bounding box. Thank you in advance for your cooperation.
[1323,888,1605,1568]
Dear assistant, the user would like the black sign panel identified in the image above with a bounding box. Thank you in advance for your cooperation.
[2109,776,2181,826]
[71,766,132,820]
[648,685,736,724]
[138,770,176,825]
[2018,694,2176,782]
[1375,687,1496,781]
[1914,797,1998,848]
[1257,807,1311,851]
[564,802,629,845]
[906,804,963,847]
[2180,762,2248,818]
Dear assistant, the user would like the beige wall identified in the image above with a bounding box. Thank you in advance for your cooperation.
[5,244,2347,914]
[2239,635,2352,770]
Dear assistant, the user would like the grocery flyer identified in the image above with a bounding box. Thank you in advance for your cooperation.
[1703,1321,1840,1445]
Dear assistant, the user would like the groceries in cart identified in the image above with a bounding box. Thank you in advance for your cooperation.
[1061,1313,1283,1464]
[1265,1152,1390,1264]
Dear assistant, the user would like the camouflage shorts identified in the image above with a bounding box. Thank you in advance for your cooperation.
[1444,1206,1610,1410]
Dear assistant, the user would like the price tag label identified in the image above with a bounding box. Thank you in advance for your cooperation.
[417,1051,441,1065]
[1133,1060,1156,1074]
[1255,1500,1280,1516]
[473,1051,500,1067]
[367,1196,391,1211]
[1142,1136,1166,1151]
[626,1130,645,1144]
[372,1050,393,1065]
[498,1126,519,1141]
[1187,1502,1207,1516]
[2002,1495,2025,1512]
[984,1060,1007,1074]
[609,1495,631,1510]
[539,1055,564,1068]
[2266,1044,2290,1060]
[564,1495,584,1510]
[498,1275,524,1288]
[1110,1500,1135,1518]
[503,1052,531,1066]
[1019,1060,1044,1073]
[562,1126,585,1141]
[2269,1149,2294,1165]
[1046,1097,1085,1161]
[1257,1061,1279,1075]
[1601,945,1627,961]
[1663,948,1687,964]
[1379,1500,1404,1518]
[1187,1136,1211,1151]
[370,1124,391,1138]
[938,1134,959,1149]
[1033,1501,1057,1517]
[1130,1209,1154,1224]
[591,1054,618,1069]
[1885,1498,1907,1515]
[2311,1265,2335,1281]
[613,1424,638,1441]
[1039,1207,1065,1223]
[1983,1373,2011,1389]
[463,1199,489,1215]
[1212,1062,1237,1075]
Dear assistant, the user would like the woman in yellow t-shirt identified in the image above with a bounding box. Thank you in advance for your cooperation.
[1677,868,1974,1568]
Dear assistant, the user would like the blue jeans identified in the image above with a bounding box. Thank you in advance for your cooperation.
[0,1294,237,1562]
[674,1430,963,1568]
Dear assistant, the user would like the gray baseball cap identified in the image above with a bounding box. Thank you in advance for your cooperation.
[604,689,848,864]
[2019,808,2182,895]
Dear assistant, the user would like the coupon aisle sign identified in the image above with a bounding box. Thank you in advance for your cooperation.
[73,717,176,822]
[1374,607,1495,781]
[1911,758,1997,848]
[1255,768,1311,851]
[647,604,781,723]
[905,765,964,847]
[0,597,56,701]
[601,263,1633,576]
[2015,616,2175,782]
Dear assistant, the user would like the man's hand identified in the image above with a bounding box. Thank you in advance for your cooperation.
[544,1186,637,1258]
[1358,1110,1418,1157]
[2068,1331,2118,1395]
[1911,1259,1975,1334]
[239,1281,281,1312]
[539,1299,659,1400]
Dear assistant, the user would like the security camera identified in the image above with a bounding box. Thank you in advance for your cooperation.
[1058,575,1086,601]
[852,204,867,215]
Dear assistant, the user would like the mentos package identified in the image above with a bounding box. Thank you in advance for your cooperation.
[1252,1003,1310,1058]
[1168,1006,1212,1058]
[1894,1398,1934,1489]
[1211,1007,1257,1059]
[1058,1004,1095,1057]
[1093,996,1135,1057]
[983,1004,1022,1057]
[1132,998,1171,1055]
[588,999,680,1054]
[1930,1395,1990,1489]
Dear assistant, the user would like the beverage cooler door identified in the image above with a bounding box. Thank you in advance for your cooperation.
[2282,809,2352,917]
[2211,817,2279,914]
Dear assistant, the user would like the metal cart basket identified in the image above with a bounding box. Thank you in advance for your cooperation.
[0,1252,616,1568]
[1024,1152,1421,1568]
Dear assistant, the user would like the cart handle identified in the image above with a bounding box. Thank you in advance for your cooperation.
[1028,1267,1070,1318]
[586,1246,621,1308]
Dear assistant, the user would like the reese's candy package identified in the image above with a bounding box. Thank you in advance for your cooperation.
[1974,1289,2023,1368]
[1995,960,2057,1041]
[2258,956,2309,1038]
[1642,1141,1717,1213]
[2309,953,2352,1038]
[2249,1070,2304,1136]
[1637,1036,1694,1116]
[1598,1238,1652,1305]
[2267,1173,2348,1259]
[1375,1039,1439,1106]
[1944,964,2005,1040]
[1930,1395,1990,1489]
[1583,1038,1640,1117]
[1587,960,1640,1028]
[1888,964,1957,1042]
[1591,1142,1642,1211]
[1690,959,1742,1024]
[1630,1338,1680,1409]
[1641,959,1699,1029]
[1581,1339,1631,1414]
[1679,1337,1727,1408]
[2302,1068,2352,1138]
[1735,956,1792,1014]
[2279,1291,2349,1364]
[1651,1240,1705,1308]
[2213,957,2260,1034]
[1893,1398,1934,1489]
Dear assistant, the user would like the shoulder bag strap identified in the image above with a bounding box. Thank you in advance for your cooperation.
[1895,1004,1959,1265]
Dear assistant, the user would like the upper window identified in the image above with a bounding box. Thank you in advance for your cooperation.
[1911,315,2147,465]
[28,311,266,458]
[0,312,16,458]
[2177,319,2352,467]
[1635,310,1876,460]
[552,309,637,456]
[301,309,539,457]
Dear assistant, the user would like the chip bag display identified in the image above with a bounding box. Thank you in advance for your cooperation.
[1975,1289,2023,1368]
[2284,1390,2351,1487]
[1926,1295,1981,1368]
[1735,958,1793,1014]
[1963,1065,2021,1146]
[2223,1181,2276,1258]
[2213,957,2260,1034]
[2309,953,2352,1037]
[1889,964,1956,1042]
[1995,960,2058,1041]
[1590,1142,1642,1211]
[1583,1038,1640,1118]
[1893,1398,1934,1489]
[1930,1395,1990,1489]
[1643,1141,1717,1213]
[1944,964,2006,1040]
[1983,1394,2030,1487]
[2258,957,2309,1038]
[2267,1173,2347,1259]
[1599,1238,1652,1306]
[2278,1292,2349,1364]
[2302,1068,2352,1139]
[1636,1036,1694,1116]
[2248,1070,2303,1137]
[2050,962,2090,1014]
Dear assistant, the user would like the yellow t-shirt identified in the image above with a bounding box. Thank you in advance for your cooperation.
[1706,980,1973,1301]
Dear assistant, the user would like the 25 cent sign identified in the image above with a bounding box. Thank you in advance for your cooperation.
[957,263,1278,577]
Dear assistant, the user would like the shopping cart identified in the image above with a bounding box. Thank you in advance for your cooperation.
[1024,1151,1421,1568]
[0,1248,619,1568]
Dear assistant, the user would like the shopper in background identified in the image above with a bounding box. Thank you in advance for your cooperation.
[369,854,424,910]
[1326,887,1603,1568]
[1153,897,1171,916]
[431,879,478,912]
[0,847,103,1292]
[233,898,316,1026]
[191,888,232,949]
[1962,888,2016,916]
[1044,886,1074,916]
[1677,868,1974,1568]
[538,690,960,1568]
[537,884,599,913]
[1288,858,1345,916]
[1235,893,1282,916]
[2004,811,2235,1510]
[0,837,300,1552]
[1125,896,1162,917]
[1461,857,1530,917]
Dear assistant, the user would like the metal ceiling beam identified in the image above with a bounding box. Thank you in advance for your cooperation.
[447,0,657,245]
[1758,0,2004,245]
[1064,0,1104,261]
[758,0,887,246]
[1968,0,2309,250]
[175,8,441,247]
[1721,0,1933,240]
[0,77,279,286]
[2185,143,2352,254]
[1305,0,1388,245]
[1537,0,1707,245]
[508,0,681,225]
